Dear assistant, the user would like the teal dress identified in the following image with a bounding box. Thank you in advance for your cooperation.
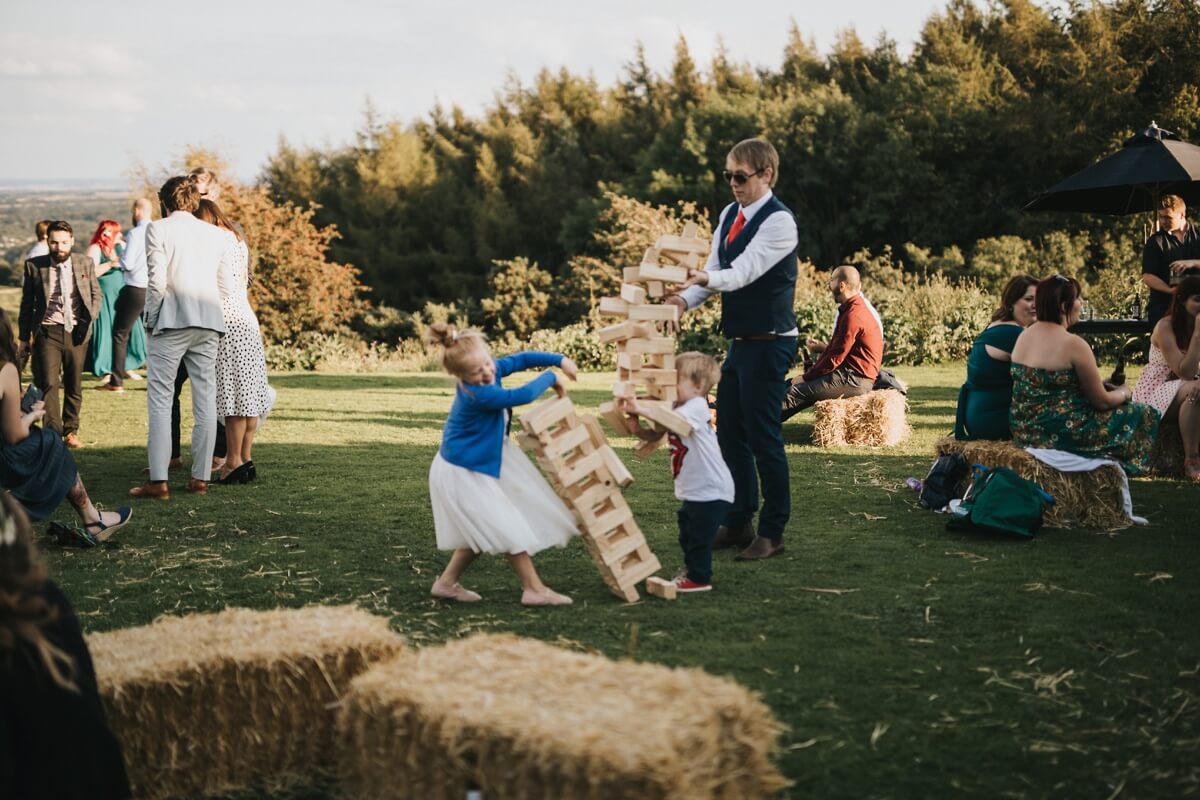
[1010,364,1159,475]
[954,323,1022,440]
[88,251,146,377]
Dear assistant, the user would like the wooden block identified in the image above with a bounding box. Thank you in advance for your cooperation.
[582,504,635,538]
[599,296,629,317]
[646,576,677,600]
[515,431,543,452]
[597,320,656,344]
[613,546,662,589]
[598,401,630,436]
[620,283,647,305]
[596,444,633,488]
[612,381,635,399]
[629,367,676,384]
[635,402,692,437]
[644,353,675,370]
[637,262,689,283]
[681,222,699,238]
[615,584,640,602]
[633,435,665,459]
[654,234,710,257]
[580,415,608,447]
[629,304,680,323]
[646,281,664,298]
[544,424,591,460]
[592,525,646,566]
[645,384,678,404]
[519,396,576,435]
[623,266,642,283]
[616,351,643,372]
[625,337,676,356]
[560,450,611,489]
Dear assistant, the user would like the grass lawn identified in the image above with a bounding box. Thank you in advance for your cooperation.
[45,365,1199,799]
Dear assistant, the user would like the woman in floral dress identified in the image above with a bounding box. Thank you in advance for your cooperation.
[1009,275,1158,474]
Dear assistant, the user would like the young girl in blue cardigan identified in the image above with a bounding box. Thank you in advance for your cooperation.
[425,323,579,607]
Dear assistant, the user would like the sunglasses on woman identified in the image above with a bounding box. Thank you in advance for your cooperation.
[723,169,764,185]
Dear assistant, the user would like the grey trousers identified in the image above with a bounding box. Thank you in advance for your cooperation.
[146,327,219,481]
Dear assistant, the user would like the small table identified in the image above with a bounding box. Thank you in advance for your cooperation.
[1068,318,1151,335]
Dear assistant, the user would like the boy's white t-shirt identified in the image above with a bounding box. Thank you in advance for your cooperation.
[668,396,735,503]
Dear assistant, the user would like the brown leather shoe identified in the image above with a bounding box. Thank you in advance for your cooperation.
[96,384,125,393]
[63,433,84,449]
[735,536,785,561]
[712,522,755,550]
[185,479,208,495]
[129,481,170,500]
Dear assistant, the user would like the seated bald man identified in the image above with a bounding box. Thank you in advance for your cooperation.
[782,266,882,421]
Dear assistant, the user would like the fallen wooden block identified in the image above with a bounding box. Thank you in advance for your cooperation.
[646,576,677,600]
[336,634,790,799]
[90,606,404,800]
[598,320,656,344]
[635,401,693,437]
[637,261,690,284]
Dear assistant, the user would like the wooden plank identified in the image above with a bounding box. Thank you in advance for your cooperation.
[635,401,692,437]
[646,281,664,298]
[625,337,676,355]
[646,576,677,600]
[595,444,634,488]
[597,320,656,344]
[515,431,543,452]
[613,546,662,589]
[654,234,710,256]
[616,351,643,372]
[628,303,680,323]
[644,353,675,370]
[625,367,676,385]
[620,283,647,305]
[579,415,609,449]
[645,384,678,404]
[544,424,591,460]
[633,435,665,459]
[519,396,576,435]
[582,504,635,538]
[623,266,643,284]
[559,450,611,489]
[598,400,630,437]
[636,261,689,283]
[598,296,629,317]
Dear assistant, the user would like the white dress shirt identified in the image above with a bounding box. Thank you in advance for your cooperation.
[678,190,800,335]
[120,219,150,289]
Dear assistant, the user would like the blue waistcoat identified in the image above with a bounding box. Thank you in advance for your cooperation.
[716,196,798,337]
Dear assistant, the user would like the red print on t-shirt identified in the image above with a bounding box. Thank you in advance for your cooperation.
[668,432,687,478]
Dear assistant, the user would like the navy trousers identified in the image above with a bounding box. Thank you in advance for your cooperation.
[678,499,731,583]
[715,337,797,542]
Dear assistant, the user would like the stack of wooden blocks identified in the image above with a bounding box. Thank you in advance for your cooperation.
[595,223,710,457]
[517,396,661,602]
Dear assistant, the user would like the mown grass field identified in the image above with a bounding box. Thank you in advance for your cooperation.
[43,365,1199,799]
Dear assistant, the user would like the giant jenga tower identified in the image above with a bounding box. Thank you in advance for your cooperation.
[595,223,711,452]
[517,396,660,602]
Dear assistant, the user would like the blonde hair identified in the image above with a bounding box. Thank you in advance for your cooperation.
[1160,194,1186,214]
[727,138,780,187]
[675,351,721,396]
[423,322,490,380]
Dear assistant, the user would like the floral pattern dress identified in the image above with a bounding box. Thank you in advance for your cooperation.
[1010,364,1159,475]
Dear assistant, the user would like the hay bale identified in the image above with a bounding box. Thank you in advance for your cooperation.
[336,633,790,800]
[935,436,1133,530]
[89,605,404,800]
[812,389,910,447]
[1149,419,1185,478]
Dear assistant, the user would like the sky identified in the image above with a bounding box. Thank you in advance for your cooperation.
[0,0,951,182]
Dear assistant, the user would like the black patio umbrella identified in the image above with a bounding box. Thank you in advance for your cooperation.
[1023,122,1200,214]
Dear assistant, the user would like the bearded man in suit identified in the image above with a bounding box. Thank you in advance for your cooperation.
[18,220,101,448]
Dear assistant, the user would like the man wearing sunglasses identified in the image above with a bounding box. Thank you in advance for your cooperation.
[666,137,799,562]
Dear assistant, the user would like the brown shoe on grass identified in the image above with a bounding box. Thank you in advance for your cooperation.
[129,481,170,500]
[185,479,208,495]
[734,536,785,561]
[63,432,84,449]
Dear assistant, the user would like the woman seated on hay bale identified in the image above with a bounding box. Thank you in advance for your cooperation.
[1133,274,1200,482]
[954,274,1038,440]
[1009,275,1158,474]
[0,491,132,798]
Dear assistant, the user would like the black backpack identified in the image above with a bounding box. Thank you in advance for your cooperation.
[918,453,968,510]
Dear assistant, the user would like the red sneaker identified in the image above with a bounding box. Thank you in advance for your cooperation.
[673,577,712,593]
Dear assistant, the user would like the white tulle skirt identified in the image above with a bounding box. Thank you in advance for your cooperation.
[429,439,578,555]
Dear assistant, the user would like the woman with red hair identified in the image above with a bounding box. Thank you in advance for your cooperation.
[85,219,146,385]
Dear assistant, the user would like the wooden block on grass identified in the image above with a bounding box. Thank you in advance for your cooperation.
[599,296,629,317]
[646,577,677,600]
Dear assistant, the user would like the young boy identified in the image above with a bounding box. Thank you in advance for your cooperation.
[620,352,734,592]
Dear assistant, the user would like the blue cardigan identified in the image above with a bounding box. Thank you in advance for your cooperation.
[438,351,563,478]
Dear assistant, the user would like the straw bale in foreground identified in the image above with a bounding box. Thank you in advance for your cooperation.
[89,605,404,800]
[812,390,909,447]
[936,437,1132,530]
[337,633,790,800]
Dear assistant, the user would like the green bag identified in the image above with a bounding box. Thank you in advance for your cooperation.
[946,465,1055,538]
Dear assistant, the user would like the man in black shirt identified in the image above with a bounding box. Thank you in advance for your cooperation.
[1143,194,1199,324]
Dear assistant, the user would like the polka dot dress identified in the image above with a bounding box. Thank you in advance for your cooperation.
[216,240,275,418]
[1132,344,1184,418]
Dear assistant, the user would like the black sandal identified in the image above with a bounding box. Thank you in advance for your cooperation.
[84,507,132,542]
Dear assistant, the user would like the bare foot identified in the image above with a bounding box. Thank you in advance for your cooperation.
[431,580,482,602]
[521,588,573,607]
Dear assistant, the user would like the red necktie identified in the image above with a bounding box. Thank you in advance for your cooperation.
[726,210,746,244]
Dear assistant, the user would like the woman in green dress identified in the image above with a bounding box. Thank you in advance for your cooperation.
[1010,274,1158,474]
[86,220,146,381]
[954,274,1038,440]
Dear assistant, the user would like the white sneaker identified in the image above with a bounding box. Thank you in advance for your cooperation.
[127,370,144,381]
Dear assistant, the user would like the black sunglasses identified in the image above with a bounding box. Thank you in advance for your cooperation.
[723,169,763,185]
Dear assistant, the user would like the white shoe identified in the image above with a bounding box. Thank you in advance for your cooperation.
[521,588,573,606]
[127,370,144,381]
[431,581,482,602]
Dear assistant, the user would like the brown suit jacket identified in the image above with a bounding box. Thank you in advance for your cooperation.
[19,254,102,346]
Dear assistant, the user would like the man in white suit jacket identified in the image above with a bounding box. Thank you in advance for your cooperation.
[129,175,233,499]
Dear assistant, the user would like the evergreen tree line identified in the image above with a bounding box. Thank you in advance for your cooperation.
[260,0,1200,323]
